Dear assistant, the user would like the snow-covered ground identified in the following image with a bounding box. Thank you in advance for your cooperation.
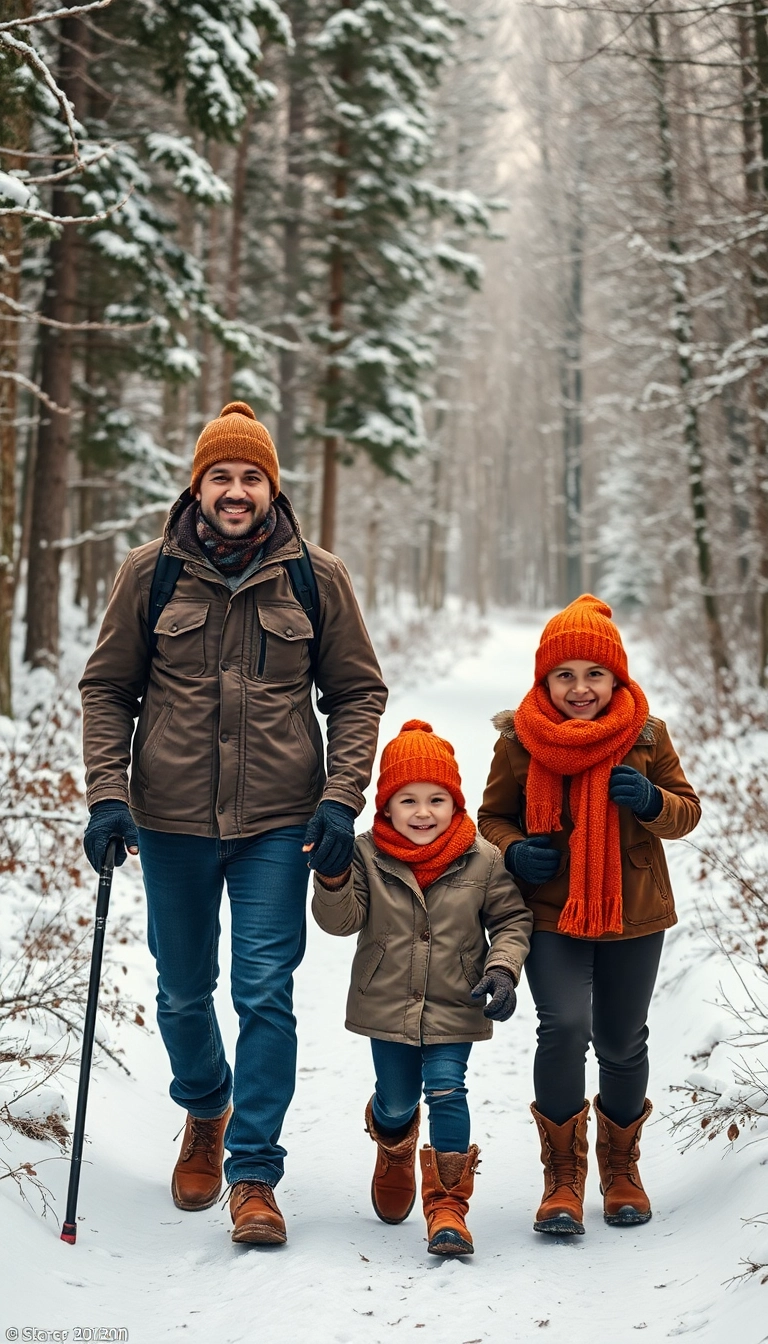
[2,612,767,1344]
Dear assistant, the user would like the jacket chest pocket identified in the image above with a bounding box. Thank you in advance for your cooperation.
[154,600,209,677]
[254,604,313,682]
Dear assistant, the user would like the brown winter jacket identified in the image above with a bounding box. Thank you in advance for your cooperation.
[478,711,700,939]
[312,830,533,1044]
[79,492,388,838]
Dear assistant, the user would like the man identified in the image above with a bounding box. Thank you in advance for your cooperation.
[80,401,387,1244]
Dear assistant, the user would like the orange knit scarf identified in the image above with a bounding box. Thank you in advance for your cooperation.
[513,680,649,938]
[372,809,477,891]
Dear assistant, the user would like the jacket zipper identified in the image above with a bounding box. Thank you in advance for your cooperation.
[257,628,267,678]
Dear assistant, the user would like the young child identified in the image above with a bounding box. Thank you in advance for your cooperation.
[311,719,533,1257]
[478,595,700,1236]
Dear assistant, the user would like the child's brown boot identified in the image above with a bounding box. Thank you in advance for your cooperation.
[594,1096,653,1226]
[531,1100,589,1235]
[419,1144,479,1256]
[365,1098,420,1223]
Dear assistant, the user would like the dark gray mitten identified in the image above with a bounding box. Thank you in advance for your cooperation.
[609,765,662,820]
[505,835,560,885]
[303,800,356,877]
[471,969,517,1022]
[83,799,139,872]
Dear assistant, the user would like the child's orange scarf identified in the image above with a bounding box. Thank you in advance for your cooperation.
[513,680,649,938]
[372,809,477,891]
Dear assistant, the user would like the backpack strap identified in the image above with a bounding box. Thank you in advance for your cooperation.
[285,543,321,679]
[147,551,184,660]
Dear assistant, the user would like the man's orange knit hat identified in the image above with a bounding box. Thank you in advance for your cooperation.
[190,401,280,497]
[535,593,629,684]
[375,720,466,812]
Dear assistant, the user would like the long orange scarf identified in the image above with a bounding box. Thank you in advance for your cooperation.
[513,680,649,938]
[372,809,477,891]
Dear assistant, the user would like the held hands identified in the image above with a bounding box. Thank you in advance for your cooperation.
[471,968,517,1022]
[504,835,560,885]
[302,799,356,877]
[608,765,662,821]
[83,799,139,872]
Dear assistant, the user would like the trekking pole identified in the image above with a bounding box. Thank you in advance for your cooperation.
[60,836,118,1245]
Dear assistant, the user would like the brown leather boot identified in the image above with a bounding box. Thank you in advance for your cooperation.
[420,1145,479,1256]
[594,1095,653,1226]
[230,1180,287,1245]
[531,1100,589,1235]
[365,1098,420,1224]
[171,1105,232,1211]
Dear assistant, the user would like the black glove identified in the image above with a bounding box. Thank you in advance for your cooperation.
[471,969,517,1022]
[609,765,662,821]
[303,800,356,877]
[505,835,560,885]
[83,799,139,872]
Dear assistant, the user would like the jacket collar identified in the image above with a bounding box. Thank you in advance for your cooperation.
[362,831,480,905]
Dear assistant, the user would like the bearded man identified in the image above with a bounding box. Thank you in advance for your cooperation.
[80,402,387,1243]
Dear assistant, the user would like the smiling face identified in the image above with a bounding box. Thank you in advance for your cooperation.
[385,782,456,846]
[545,660,619,720]
[196,459,272,539]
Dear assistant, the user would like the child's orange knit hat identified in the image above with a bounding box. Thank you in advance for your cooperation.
[535,593,629,684]
[190,401,280,496]
[375,720,466,811]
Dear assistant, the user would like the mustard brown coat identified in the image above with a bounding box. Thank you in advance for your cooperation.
[312,830,533,1044]
[477,711,700,940]
[80,492,388,839]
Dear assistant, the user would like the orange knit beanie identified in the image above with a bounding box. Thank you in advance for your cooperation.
[375,720,466,811]
[190,401,280,497]
[535,593,629,684]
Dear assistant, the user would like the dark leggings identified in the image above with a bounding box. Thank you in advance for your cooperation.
[524,930,664,1128]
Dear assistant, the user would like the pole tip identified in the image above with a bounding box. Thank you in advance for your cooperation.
[60,1223,77,1244]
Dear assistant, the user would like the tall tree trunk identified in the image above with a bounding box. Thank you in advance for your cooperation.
[23,3,88,668]
[0,0,31,714]
[561,167,585,604]
[220,108,253,403]
[277,3,307,471]
[648,11,729,675]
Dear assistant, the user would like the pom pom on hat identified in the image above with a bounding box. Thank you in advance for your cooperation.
[535,592,629,683]
[190,400,280,496]
[376,720,464,812]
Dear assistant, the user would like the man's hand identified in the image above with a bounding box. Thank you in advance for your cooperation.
[471,969,517,1022]
[83,800,139,872]
[505,835,560,885]
[609,765,662,820]
[302,800,356,877]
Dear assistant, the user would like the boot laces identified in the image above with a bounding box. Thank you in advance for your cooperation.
[549,1147,580,1190]
[229,1180,278,1215]
[183,1115,223,1163]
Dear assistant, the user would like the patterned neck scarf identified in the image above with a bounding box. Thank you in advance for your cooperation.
[195,503,277,574]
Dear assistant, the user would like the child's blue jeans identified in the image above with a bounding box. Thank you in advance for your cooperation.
[370,1039,473,1151]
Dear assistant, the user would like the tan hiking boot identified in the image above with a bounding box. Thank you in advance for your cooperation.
[531,1100,589,1235]
[594,1095,653,1226]
[230,1180,287,1245]
[365,1098,420,1224]
[171,1106,232,1211]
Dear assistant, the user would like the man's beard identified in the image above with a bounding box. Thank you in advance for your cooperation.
[201,499,268,539]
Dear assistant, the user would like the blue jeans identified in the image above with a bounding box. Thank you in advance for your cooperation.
[138,825,308,1186]
[370,1040,473,1152]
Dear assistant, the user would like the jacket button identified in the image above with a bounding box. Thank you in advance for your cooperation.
[170,623,178,632]
[412,990,422,1000]
[218,805,225,814]
[220,734,229,743]
[420,930,430,942]
[284,627,294,638]
[221,662,229,672]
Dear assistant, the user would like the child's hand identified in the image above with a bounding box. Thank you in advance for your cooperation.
[609,765,662,820]
[471,969,517,1021]
[505,835,560,884]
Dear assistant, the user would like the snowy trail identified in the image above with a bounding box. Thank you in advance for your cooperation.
[3,614,765,1344]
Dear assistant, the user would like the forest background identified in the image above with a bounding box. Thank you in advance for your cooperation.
[2,0,768,1302]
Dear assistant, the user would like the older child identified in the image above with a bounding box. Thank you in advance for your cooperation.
[311,720,532,1257]
[479,595,700,1236]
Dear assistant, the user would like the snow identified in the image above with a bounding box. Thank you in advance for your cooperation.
[1,613,767,1343]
